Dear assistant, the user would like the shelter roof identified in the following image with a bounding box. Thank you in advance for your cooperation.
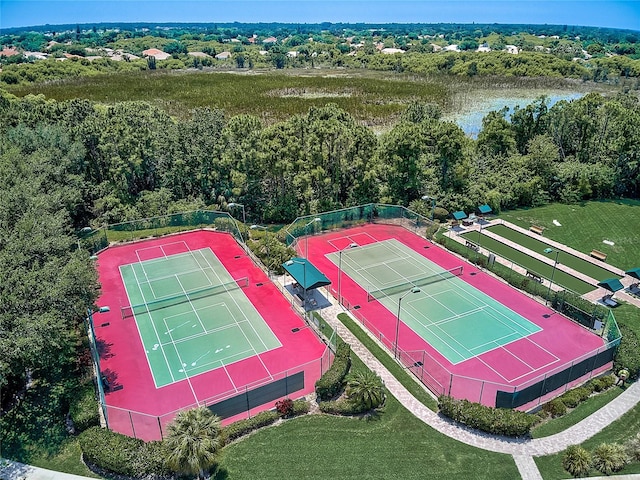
[598,278,624,292]
[282,257,331,291]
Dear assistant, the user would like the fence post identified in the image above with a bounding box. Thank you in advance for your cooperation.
[245,386,251,418]
[565,361,575,392]
[129,411,136,439]
[448,374,453,396]
[158,416,163,440]
[479,381,485,404]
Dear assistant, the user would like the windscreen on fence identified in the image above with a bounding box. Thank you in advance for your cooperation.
[495,346,616,409]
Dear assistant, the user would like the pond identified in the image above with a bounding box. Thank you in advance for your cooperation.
[445,92,584,138]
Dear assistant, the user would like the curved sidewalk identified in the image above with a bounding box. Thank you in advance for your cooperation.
[323,303,639,479]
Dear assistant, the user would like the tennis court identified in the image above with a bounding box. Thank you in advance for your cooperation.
[327,239,541,364]
[119,244,281,388]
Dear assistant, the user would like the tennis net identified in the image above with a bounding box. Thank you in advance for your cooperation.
[121,277,249,319]
[367,266,463,302]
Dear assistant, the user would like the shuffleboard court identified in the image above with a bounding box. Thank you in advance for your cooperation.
[327,239,541,364]
[120,247,281,388]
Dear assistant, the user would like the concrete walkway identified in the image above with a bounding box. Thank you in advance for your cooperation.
[320,301,640,480]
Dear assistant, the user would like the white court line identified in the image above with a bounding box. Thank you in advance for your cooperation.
[182,347,256,375]
[128,263,177,385]
[200,250,275,379]
[176,275,207,332]
[163,320,199,404]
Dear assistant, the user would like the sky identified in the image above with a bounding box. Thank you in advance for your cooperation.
[1,0,639,31]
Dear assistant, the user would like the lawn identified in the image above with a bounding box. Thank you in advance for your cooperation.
[487,224,619,281]
[215,354,518,480]
[535,399,640,479]
[459,231,594,294]
[498,200,640,270]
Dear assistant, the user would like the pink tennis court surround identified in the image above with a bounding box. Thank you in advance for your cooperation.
[307,224,612,410]
[94,230,329,441]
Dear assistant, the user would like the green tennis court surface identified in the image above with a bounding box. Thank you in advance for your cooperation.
[119,247,281,388]
[327,239,541,364]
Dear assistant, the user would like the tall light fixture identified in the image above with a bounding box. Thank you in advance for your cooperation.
[337,243,358,306]
[303,217,321,259]
[395,287,421,359]
[543,247,560,305]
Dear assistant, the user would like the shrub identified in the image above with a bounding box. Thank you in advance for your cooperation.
[291,398,310,416]
[591,442,628,475]
[541,398,567,418]
[574,386,593,402]
[627,432,640,462]
[315,342,351,400]
[345,370,386,411]
[559,390,581,408]
[318,399,366,415]
[562,445,592,477]
[615,324,640,379]
[69,383,99,433]
[220,410,280,444]
[437,396,539,436]
[275,398,294,417]
[78,426,169,477]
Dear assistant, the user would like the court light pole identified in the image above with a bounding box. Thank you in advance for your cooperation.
[76,226,93,251]
[303,217,321,259]
[421,195,436,221]
[395,287,421,359]
[227,203,246,224]
[543,247,560,305]
[337,243,358,306]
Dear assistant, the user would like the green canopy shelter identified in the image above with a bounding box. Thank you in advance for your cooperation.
[283,257,331,292]
[625,268,640,280]
[478,204,493,215]
[452,211,467,221]
[598,278,624,292]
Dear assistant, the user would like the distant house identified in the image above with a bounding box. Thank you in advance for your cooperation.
[24,51,48,60]
[287,51,298,58]
[443,44,460,52]
[215,51,232,60]
[142,48,171,60]
[381,48,404,54]
[0,47,19,57]
[430,43,442,52]
[262,37,277,44]
[477,43,491,53]
[505,45,520,55]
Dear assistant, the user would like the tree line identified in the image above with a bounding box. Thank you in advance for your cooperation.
[1,88,639,408]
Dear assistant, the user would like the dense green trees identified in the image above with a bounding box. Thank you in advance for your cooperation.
[1,89,639,229]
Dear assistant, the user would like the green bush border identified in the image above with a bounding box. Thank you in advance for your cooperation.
[315,342,351,400]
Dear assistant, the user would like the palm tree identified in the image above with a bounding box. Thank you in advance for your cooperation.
[165,407,222,479]
[346,370,386,411]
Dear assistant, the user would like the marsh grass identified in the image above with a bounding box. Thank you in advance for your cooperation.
[6,68,599,128]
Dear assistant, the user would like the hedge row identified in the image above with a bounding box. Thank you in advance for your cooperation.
[315,342,351,400]
[438,396,539,436]
[318,399,366,415]
[221,399,310,444]
[614,324,640,379]
[69,383,100,433]
[78,426,170,477]
[221,410,280,444]
[542,375,616,417]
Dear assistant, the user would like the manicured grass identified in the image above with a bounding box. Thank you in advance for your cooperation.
[488,224,619,281]
[460,231,594,294]
[338,312,438,411]
[531,386,623,438]
[498,200,640,270]
[216,353,518,480]
[535,399,640,479]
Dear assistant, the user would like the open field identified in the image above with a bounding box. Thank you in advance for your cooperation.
[216,354,518,480]
[498,200,640,270]
[5,69,598,127]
